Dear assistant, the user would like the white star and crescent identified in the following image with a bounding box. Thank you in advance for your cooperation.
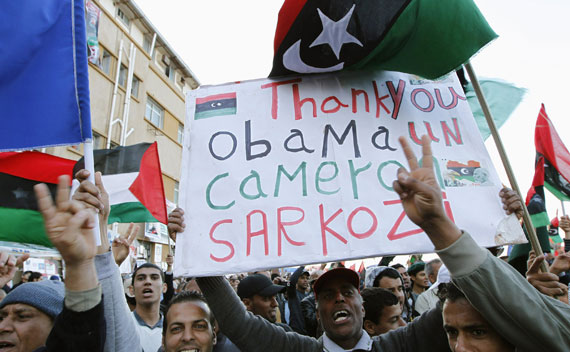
[283,4,363,73]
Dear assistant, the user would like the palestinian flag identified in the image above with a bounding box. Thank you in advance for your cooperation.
[270,0,497,79]
[74,142,167,224]
[0,152,75,247]
[535,104,570,201]
[195,93,237,120]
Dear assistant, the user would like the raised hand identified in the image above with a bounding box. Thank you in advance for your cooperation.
[112,223,139,266]
[392,135,461,249]
[35,175,97,265]
[549,252,570,276]
[167,208,185,242]
[0,252,30,288]
[560,215,570,238]
[526,251,568,304]
[34,175,99,291]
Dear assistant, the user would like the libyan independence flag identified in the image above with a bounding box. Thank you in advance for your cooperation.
[74,142,168,224]
[0,152,75,247]
[269,0,497,79]
[535,104,570,201]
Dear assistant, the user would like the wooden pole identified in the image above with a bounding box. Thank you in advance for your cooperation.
[464,62,547,272]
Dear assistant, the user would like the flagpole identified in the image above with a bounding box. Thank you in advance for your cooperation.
[562,201,566,216]
[84,141,102,246]
[464,62,547,272]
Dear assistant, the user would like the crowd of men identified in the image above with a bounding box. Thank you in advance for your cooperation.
[1,136,570,351]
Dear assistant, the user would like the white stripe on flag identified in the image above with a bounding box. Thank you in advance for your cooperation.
[101,172,139,205]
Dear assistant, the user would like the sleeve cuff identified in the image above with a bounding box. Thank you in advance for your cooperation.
[65,284,102,312]
[435,231,489,277]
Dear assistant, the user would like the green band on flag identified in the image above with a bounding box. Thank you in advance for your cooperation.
[195,107,237,120]
[545,181,570,201]
[530,211,550,228]
[0,207,53,247]
[108,202,159,224]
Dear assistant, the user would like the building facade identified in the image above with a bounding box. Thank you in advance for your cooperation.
[45,0,198,268]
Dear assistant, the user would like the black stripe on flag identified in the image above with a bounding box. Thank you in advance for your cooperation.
[0,173,57,210]
[74,143,151,176]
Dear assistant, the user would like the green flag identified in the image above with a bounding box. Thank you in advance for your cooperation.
[465,79,526,141]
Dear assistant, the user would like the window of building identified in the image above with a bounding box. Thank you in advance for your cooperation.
[93,132,105,149]
[177,123,184,144]
[131,76,140,98]
[143,35,152,54]
[100,49,112,76]
[118,64,127,87]
[174,181,179,204]
[117,8,130,28]
[145,96,164,129]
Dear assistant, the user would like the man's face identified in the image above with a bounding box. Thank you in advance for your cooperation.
[132,267,166,306]
[229,276,239,291]
[316,278,364,349]
[377,277,405,308]
[297,274,309,291]
[410,271,429,289]
[443,298,514,352]
[428,262,442,284]
[243,294,278,323]
[20,274,29,284]
[0,303,53,352]
[396,267,411,289]
[364,304,405,337]
[163,301,215,352]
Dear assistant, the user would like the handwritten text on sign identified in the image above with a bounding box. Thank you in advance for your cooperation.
[176,70,522,277]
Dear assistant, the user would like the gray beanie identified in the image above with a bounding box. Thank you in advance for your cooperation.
[0,280,65,319]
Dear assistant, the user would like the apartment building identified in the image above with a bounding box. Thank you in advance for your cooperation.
[45,0,198,268]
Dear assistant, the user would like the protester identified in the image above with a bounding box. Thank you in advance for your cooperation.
[424,258,442,285]
[414,264,450,315]
[361,287,406,336]
[391,263,411,290]
[286,266,310,334]
[407,261,427,316]
[364,266,411,322]
[393,135,570,350]
[438,282,514,351]
[130,263,167,352]
[73,169,143,352]
[0,174,107,352]
[237,274,292,331]
[160,290,217,352]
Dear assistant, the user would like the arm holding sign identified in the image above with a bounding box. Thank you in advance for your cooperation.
[394,135,570,351]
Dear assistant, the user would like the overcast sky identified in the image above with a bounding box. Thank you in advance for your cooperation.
[135,0,570,253]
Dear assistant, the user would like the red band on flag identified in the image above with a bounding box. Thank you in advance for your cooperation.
[196,93,236,105]
[0,152,75,184]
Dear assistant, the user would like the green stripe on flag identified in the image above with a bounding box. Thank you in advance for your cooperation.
[108,202,158,224]
[530,211,550,228]
[0,207,53,247]
[195,107,237,120]
[352,0,497,79]
[545,181,570,201]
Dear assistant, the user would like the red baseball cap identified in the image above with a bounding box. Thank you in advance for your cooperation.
[313,268,360,299]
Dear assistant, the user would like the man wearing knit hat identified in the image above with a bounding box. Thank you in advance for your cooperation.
[0,175,106,352]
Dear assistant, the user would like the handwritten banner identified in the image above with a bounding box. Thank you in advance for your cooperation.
[175,70,525,277]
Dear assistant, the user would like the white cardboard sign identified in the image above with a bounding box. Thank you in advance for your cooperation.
[175,70,525,277]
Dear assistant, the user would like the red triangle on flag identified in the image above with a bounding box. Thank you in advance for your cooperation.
[358,261,365,273]
[129,142,168,224]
